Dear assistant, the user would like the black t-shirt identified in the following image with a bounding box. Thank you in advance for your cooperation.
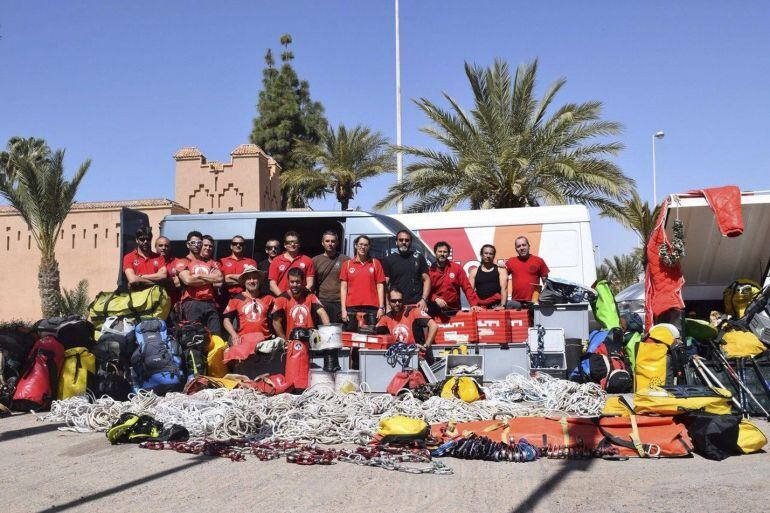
[382,250,429,304]
[258,258,272,297]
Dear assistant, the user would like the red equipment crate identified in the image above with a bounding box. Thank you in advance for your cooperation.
[434,311,478,344]
[476,310,511,343]
[341,332,393,349]
[508,310,530,342]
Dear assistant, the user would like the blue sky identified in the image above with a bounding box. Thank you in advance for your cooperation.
[2,1,769,260]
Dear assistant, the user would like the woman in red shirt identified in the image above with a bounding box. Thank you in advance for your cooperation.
[340,235,386,329]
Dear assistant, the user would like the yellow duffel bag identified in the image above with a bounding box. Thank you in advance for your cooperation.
[58,347,96,399]
[441,376,483,402]
[602,395,633,416]
[721,329,765,358]
[737,419,768,454]
[88,286,170,330]
[377,416,429,443]
[207,334,229,378]
[634,385,733,416]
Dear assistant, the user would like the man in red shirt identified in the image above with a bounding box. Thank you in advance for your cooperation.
[428,241,480,315]
[122,227,167,290]
[223,265,274,345]
[153,235,181,305]
[219,235,257,297]
[376,287,438,362]
[272,268,330,387]
[178,232,224,334]
[504,236,550,305]
[269,231,316,295]
[272,268,330,339]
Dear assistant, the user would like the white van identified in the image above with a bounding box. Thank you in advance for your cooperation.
[392,205,597,286]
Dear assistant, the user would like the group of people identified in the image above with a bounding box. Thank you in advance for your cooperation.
[122,227,550,356]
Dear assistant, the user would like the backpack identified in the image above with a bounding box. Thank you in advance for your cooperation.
[57,347,96,399]
[36,316,95,349]
[92,329,136,400]
[723,279,760,318]
[590,279,621,330]
[634,325,688,391]
[131,319,184,395]
[174,322,209,379]
[570,328,632,393]
[12,336,65,411]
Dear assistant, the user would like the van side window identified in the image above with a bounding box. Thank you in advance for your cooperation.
[367,236,396,260]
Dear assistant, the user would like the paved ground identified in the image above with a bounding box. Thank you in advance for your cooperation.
[1,413,768,513]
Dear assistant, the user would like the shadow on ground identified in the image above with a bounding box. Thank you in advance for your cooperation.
[510,458,594,513]
[36,456,210,513]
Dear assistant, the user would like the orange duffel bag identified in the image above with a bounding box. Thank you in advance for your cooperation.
[431,415,693,458]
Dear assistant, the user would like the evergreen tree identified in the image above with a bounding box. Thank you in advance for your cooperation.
[250,34,326,208]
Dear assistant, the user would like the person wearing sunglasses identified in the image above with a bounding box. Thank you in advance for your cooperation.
[381,230,430,312]
[268,231,315,295]
[375,287,438,363]
[122,226,167,290]
[177,232,224,335]
[219,235,257,297]
[257,239,281,297]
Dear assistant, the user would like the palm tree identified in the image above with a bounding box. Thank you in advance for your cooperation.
[601,191,661,255]
[0,137,50,183]
[601,253,643,293]
[58,279,90,316]
[0,143,91,317]
[376,59,634,212]
[282,123,394,210]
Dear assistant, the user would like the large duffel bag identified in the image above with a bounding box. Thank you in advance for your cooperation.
[430,415,693,458]
[539,277,596,305]
[88,286,170,331]
[634,385,733,416]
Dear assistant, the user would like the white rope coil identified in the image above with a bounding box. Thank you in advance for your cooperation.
[38,373,605,444]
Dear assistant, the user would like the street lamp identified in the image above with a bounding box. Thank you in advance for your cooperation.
[652,131,665,205]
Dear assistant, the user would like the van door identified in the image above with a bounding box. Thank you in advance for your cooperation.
[118,207,150,289]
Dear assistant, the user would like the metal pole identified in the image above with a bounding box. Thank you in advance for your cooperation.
[395,0,403,213]
[652,134,657,206]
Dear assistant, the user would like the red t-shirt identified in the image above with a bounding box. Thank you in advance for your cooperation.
[178,257,220,302]
[272,292,324,335]
[429,261,478,310]
[339,258,385,308]
[505,255,550,301]
[219,255,258,295]
[268,253,316,293]
[224,292,274,337]
[375,307,431,344]
[122,249,165,276]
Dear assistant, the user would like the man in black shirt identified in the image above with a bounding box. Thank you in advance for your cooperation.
[382,230,430,311]
[257,239,281,297]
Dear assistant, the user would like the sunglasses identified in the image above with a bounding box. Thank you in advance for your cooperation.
[389,298,404,303]
[137,237,150,242]
[231,242,244,247]
[284,241,299,246]
[397,238,411,243]
[266,245,279,251]
[188,240,203,246]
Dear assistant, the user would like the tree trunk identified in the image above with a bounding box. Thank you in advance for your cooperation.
[340,197,350,210]
[38,257,61,318]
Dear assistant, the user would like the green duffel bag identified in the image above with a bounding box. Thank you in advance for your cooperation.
[88,286,170,331]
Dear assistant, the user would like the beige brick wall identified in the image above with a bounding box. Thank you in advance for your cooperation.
[0,202,185,322]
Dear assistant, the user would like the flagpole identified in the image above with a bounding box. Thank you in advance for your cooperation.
[395,0,403,213]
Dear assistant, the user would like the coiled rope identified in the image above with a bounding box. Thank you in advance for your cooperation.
[39,373,605,444]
